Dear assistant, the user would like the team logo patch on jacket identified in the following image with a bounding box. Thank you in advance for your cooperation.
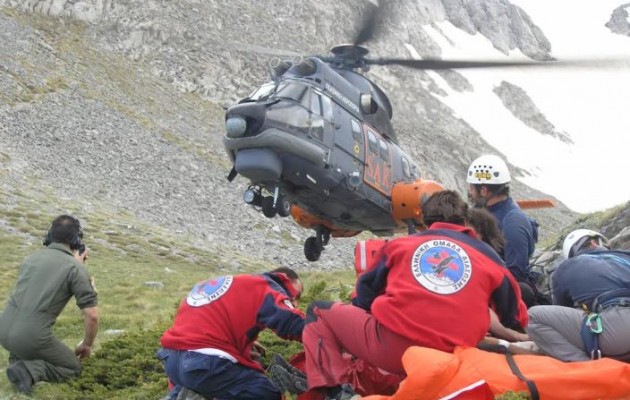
[411,240,472,294]
[186,275,234,307]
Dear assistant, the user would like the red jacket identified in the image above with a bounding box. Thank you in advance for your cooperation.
[161,272,305,371]
[352,223,528,352]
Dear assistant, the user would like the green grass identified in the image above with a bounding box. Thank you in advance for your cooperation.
[0,228,355,398]
[0,188,359,398]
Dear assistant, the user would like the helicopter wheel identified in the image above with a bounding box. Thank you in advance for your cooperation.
[276,195,291,217]
[304,236,322,262]
[261,196,277,218]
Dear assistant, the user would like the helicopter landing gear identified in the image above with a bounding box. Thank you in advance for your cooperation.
[261,187,292,218]
[243,186,277,217]
[261,196,277,218]
[276,194,291,217]
[304,225,330,262]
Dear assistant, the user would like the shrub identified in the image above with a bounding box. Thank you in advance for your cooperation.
[36,324,170,400]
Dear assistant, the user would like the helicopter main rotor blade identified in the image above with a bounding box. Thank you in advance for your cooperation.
[367,57,630,70]
[353,0,387,47]
[367,57,550,70]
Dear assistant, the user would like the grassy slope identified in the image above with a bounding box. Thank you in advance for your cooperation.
[0,186,358,399]
[0,7,356,399]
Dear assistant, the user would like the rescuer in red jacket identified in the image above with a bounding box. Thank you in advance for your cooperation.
[301,190,528,400]
[157,267,305,400]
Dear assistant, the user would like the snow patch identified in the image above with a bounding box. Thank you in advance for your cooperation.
[423,5,630,213]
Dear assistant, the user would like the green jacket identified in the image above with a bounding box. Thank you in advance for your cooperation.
[1,243,97,329]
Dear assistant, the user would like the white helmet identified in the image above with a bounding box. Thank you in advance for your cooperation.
[562,229,608,259]
[466,155,511,185]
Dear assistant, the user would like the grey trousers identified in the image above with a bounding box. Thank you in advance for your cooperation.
[0,316,82,384]
[526,305,630,362]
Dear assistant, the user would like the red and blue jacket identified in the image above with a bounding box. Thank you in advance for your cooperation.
[161,272,305,371]
[352,222,528,352]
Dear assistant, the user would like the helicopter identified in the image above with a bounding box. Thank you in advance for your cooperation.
[222,1,556,262]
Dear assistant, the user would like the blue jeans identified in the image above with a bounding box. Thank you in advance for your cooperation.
[156,348,281,400]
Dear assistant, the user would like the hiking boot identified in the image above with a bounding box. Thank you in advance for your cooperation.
[325,384,361,400]
[271,354,306,380]
[268,364,308,395]
[6,361,34,394]
[268,355,307,394]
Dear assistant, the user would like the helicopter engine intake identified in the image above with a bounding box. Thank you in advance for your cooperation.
[291,58,317,76]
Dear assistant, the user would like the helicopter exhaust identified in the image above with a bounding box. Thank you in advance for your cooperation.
[292,58,317,76]
[271,60,293,79]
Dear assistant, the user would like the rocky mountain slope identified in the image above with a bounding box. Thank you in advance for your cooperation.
[607,3,630,35]
[0,0,624,270]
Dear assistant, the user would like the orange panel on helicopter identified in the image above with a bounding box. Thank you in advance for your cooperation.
[391,180,445,228]
[290,205,361,238]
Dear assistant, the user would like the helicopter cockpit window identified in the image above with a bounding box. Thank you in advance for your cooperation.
[402,157,411,178]
[379,139,390,163]
[275,82,309,104]
[310,91,322,116]
[266,83,310,135]
[248,82,276,101]
[367,131,378,154]
[320,94,333,121]
[351,120,362,143]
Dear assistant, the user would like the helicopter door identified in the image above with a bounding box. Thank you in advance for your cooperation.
[363,128,393,196]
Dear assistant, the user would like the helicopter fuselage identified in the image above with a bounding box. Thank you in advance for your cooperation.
[223,57,423,235]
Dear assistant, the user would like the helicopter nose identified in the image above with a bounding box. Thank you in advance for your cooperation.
[225,102,267,137]
[226,116,247,137]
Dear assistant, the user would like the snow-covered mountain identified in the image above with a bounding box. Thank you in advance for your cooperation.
[428,0,630,213]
